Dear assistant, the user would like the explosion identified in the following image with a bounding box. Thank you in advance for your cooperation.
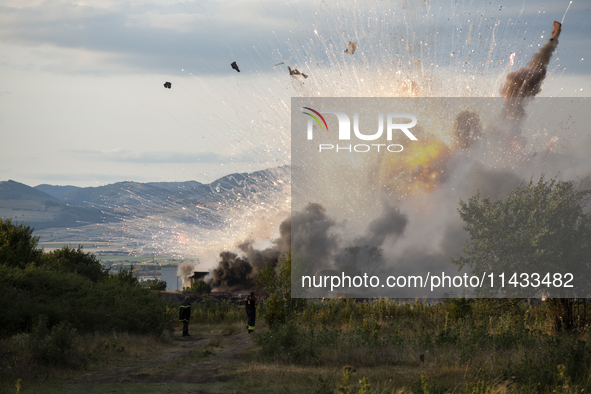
[195,17,576,297]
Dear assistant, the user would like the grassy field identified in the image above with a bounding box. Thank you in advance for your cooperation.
[2,298,591,394]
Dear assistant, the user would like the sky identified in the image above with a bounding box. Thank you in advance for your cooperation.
[1,0,590,188]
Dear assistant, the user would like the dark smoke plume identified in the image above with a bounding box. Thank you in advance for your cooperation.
[500,21,561,99]
[238,240,281,271]
[207,202,337,290]
[208,251,254,290]
[290,203,338,264]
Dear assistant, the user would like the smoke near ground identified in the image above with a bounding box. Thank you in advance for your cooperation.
[205,203,339,290]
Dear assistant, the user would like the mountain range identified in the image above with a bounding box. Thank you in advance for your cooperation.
[0,166,290,231]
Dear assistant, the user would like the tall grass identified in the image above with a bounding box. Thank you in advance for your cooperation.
[257,298,591,393]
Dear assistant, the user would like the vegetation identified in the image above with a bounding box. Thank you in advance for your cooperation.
[146,278,167,290]
[3,175,591,393]
[451,175,591,330]
[0,217,175,381]
[187,278,212,295]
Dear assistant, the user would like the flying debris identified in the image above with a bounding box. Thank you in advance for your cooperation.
[500,21,562,98]
[231,61,240,72]
[344,41,357,55]
[163,82,172,89]
[273,62,285,67]
[550,20,561,41]
[288,66,308,79]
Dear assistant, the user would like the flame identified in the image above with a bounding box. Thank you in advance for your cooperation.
[379,139,451,198]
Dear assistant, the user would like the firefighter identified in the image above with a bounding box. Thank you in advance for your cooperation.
[245,291,256,333]
[179,296,192,337]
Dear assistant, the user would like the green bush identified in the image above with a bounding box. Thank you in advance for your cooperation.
[265,293,287,327]
[0,265,171,336]
[147,278,167,290]
[190,299,246,324]
[188,279,211,295]
[110,264,139,287]
[40,246,108,283]
[30,315,80,366]
[0,218,42,269]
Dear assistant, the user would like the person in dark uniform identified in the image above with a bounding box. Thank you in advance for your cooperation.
[245,291,256,333]
[179,296,192,337]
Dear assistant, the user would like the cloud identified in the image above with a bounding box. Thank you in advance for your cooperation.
[33,172,143,184]
[0,0,304,75]
[67,148,259,163]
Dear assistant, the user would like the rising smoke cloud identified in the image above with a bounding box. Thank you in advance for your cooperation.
[205,202,340,290]
[500,21,562,100]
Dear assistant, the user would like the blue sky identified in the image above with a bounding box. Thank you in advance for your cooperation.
[1,0,589,187]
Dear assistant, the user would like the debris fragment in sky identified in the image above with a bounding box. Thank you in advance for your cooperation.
[288,66,308,79]
[273,62,285,67]
[344,41,357,55]
[163,82,172,89]
[231,61,240,72]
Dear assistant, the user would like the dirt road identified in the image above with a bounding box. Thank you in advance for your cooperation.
[78,328,255,386]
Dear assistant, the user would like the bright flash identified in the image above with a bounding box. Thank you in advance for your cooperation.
[509,52,516,66]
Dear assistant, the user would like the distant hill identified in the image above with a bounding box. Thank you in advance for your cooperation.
[146,181,204,192]
[35,184,81,198]
[0,180,58,201]
[0,180,118,230]
[1,166,289,231]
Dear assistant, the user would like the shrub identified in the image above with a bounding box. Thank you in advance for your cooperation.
[0,265,171,336]
[0,218,42,269]
[109,265,139,286]
[147,278,167,290]
[40,246,108,283]
[265,293,287,327]
[189,279,211,295]
[29,315,80,366]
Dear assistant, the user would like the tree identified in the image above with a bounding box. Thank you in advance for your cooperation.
[110,265,139,287]
[257,252,292,298]
[147,278,167,291]
[41,246,109,283]
[451,175,591,328]
[0,218,42,268]
[257,252,307,327]
[188,279,211,295]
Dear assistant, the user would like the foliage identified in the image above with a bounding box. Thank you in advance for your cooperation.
[445,297,474,320]
[146,278,167,290]
[29,315,80,366]
[0,218,42,269]
[109,264,139,287]
[257,297,591,393]
[40,246,109,283]
[190,299,249,324]
[264,293,287,327]
[188,279,211,295]
[0,264,171,336]
[257,252,307,328]
[257,252,292,297]
[451,175,591,298]
[411,372,449,394]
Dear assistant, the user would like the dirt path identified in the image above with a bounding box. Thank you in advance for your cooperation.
[78,328,255,385]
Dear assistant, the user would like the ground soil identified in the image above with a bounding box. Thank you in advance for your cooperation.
[77,327,254,386]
